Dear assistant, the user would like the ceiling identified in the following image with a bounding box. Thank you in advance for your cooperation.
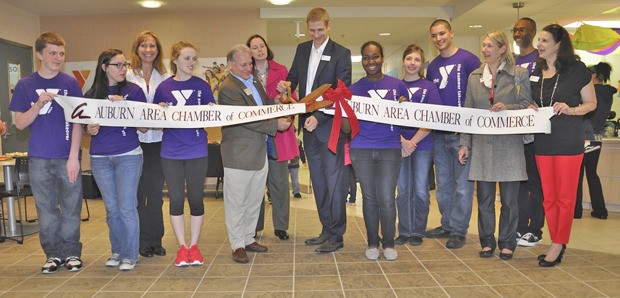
[4,0,620,48]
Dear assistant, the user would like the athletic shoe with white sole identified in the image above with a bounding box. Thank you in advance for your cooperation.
[517,232,542,247]
[65,256,83,272]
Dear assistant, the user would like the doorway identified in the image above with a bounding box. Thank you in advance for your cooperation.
[0,38,33,154]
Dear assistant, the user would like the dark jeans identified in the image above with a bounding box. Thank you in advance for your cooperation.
[477,181,519,252]
[137,142,165,248]
[347,165,357,203]
[576,141,607,217]
[517,142,545,238]
[350,148,401,248]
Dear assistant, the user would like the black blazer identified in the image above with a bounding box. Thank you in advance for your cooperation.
[287,38,352,142]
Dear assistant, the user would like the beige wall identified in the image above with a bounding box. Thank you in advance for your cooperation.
[40,10,267,62]
[0,1,40,47]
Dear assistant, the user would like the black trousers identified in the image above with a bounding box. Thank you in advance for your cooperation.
[137,142,165,249]
[516,143,545,238]
[575,141,607,217]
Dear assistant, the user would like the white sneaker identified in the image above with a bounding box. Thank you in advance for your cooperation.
[383,248,398,261]
[517,233,542,247]
[65,256,83,272]
[119,259,136,271]
[105,253,121,267]
[365,247,380,260]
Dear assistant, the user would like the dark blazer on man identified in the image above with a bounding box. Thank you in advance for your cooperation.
[287,39,352,142]
[219,75,277,171]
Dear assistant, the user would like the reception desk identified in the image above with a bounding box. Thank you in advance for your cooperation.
[582,138,620,212]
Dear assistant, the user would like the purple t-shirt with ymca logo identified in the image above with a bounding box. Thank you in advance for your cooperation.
[88,83,147,156]
[401,78,443,151]
[426,48,480,108]
[515,50,538,74]
[153,76,215,159]
[348,75,408,149]
[9,72,83,159]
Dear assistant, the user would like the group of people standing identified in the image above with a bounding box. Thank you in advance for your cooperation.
[8,5,612,275]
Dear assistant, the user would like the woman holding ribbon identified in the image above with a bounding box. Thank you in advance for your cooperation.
[457,30,533,260]
[246,34,299,240]
[126,30,170,259]
[349,41,408,261]
[395,44,442,247]
[85,49,147,271]
[153,41,215,267]
[530,24,596,267]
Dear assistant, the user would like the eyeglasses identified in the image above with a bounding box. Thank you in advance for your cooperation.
[108,62,130,69]
[511,27,531,33]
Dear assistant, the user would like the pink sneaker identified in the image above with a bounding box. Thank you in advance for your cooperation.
[175,245,189,267]
[188,245,204,266]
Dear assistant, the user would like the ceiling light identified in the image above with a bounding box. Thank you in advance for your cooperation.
[141,1,162,8]
[270,0,292,5]
[379,33,391,36]
[468,25,482,28]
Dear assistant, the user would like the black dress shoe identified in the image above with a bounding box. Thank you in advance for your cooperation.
[139,247,154,258]
[591,211,608,219]
[479,249,495,258]
[315,240,343,253]
[275,230,289,240]
[539,244,566,267]
[499,252,513,260]
[152,246,166,256]
[305,234,328,245]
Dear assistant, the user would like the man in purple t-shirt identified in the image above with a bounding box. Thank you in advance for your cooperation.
[425,19,480,250]
[512,17,545,248]
[8,32,84,274]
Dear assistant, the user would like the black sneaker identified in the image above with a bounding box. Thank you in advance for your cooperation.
[446,235,466,249]
[425,226,451,238]
[409,236,423,246]
[293,193,302,198]
[517,233,542,247]
[65,256,83,272]
[41,257,64,274]
[394,236,410,245]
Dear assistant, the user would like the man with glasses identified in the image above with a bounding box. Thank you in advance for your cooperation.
[512,17,545,248]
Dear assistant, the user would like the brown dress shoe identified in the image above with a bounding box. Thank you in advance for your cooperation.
[232,248,249,263]
[245,242,268,253]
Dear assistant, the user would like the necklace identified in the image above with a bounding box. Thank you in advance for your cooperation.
[539,73,559,107]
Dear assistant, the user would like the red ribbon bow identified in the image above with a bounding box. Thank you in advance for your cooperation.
[322,80,359,153]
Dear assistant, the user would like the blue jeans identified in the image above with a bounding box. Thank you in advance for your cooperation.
[91,154,142,262]
[288,167,300,194]
[350,148,401,248]
[29,158,83,259]
[396,149,433,237]
[433,134,474,236]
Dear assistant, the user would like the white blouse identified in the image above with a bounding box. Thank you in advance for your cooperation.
[126,68,170,143]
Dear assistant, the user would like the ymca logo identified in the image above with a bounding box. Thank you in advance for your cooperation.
[366,89,398,101]
[34,88,61,115]
[72,70,91,89]
[438,64,456,89]
[407,87,420,98]
[171,90,194,106]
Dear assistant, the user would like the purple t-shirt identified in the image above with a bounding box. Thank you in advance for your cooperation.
[349,75,407,149]
[401,78,443,151]
[427,48,481,108]
[9,72,83,159]
[515,50,538,74]
[88,83,147,156]
[153,76,215,159]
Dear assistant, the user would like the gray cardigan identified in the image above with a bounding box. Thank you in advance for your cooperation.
[459,62,534,182]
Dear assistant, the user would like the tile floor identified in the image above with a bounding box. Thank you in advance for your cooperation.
[1,171,619,297]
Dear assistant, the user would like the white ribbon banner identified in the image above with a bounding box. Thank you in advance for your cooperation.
[321,96,554,134]
[55,95,306,128]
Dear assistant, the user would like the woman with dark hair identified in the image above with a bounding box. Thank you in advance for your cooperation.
[126,30,170,259]
[575,62,614,219]
[395,44,441,247]
[85,49,147,271]
[349,41,407,261]
[458,30,533,260]
[153,41,215,267]
[530,24,596,267]
[246,34,299,240]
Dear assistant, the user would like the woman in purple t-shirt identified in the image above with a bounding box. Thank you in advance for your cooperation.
[153,41,215,267]
[85,49,147,271]
[395,44,442,247]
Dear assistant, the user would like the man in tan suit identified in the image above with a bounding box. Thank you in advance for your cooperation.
[219,44,291,263]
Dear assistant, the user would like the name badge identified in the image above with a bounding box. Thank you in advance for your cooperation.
[321,55,331,61]
[244,88,252,96]
[530,75,540,82]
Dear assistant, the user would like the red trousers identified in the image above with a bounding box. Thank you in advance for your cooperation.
[535,154,583,244]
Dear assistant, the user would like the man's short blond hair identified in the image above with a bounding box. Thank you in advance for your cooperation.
[306,7,329,26]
